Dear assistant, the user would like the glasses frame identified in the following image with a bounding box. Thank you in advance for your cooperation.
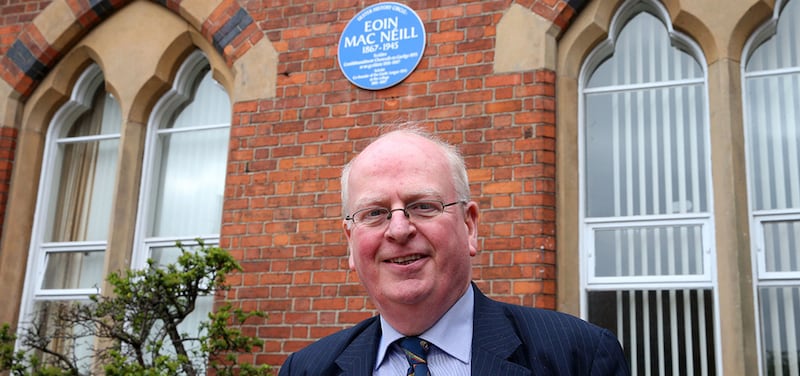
[345,200,466,227]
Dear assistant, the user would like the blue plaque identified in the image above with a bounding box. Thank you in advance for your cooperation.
[338,2,426,90]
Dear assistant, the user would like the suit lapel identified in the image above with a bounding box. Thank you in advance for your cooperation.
[332,287,532,375]
[335,318,381,376]
[471,286,532,376]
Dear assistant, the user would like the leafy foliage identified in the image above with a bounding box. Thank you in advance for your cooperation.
[0,242,271,375]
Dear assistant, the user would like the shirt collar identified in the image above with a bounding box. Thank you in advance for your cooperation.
[375,284,474,369]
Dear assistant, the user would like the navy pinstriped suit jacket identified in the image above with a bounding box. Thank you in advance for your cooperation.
[278,284,630,375]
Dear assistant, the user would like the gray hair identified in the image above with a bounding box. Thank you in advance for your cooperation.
[340,124,470,217]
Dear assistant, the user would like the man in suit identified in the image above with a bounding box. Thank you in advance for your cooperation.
[279,126,629,375]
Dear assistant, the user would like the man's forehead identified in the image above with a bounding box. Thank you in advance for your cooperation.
[364,131,434,153]
[344,131,453,202]
[351,135,438,169]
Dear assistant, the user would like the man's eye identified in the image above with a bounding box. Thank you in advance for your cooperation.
[409,201,440,213]
[364,208,386,218]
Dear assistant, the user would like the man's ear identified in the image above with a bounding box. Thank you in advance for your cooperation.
[464,201,479,257]
[344,220,356,269]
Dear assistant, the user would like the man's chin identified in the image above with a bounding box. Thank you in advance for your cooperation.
[381,279,433,305]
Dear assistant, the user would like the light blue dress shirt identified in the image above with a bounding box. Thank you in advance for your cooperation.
[374,284,474,375]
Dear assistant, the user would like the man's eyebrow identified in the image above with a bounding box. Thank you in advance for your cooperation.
[351,191,444,208]
[350,197,385,210]
[405,190,443,201]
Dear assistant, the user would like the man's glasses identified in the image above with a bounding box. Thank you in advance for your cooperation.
[345,200,466,227]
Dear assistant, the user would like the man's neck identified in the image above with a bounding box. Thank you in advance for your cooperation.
[377,282,471,336]
[375,284,475,371]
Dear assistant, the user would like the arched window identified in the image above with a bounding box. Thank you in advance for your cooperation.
[17,50,230,371]
[135,50,230,261]
[743,0,800,374]
[22,64,122,371]
[132,50,231,370]
[579,1,717,373]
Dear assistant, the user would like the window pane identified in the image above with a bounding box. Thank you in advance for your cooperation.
[141,294,212,373]
[148,69,230,238]
[46,91,120,242]
[30,300,95,374]
[762,220,800,273]
[588,289,716,375]
[63,91,121,137]
[594,224,704,277]
[745,73,800,212]
[759,286,800,375]
[42,250,105,289]
[585,84,708,218]
[746,0,800,72]
[587,12,702,88]
[150,244,182,265]
[148,245,213,373]
[171,71,231,128]
[150,127,228,237]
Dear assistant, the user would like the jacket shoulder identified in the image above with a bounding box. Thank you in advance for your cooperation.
[475,286,607,340]
[473,288,629,375]
[279,316,379,376]
[499,300,612,345]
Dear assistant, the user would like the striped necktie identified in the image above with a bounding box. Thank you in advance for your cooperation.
[400,337,431,376]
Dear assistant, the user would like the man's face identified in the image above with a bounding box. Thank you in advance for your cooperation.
[343,133,478,319]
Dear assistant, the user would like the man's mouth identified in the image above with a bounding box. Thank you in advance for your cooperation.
[387,254,425,265]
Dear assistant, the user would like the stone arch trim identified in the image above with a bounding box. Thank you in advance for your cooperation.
[557,0,781,94]
[729,0,775,62]
[0,0,263,99]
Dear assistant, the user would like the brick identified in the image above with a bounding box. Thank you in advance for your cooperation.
[428,30,465,44]
[483,181,523,194]
[513,281,544,295]
[485,100,522,113]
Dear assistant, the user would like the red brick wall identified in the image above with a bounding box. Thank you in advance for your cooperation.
[0,0,578,370]
[0,0,51,54]
[0,126,16,243]
[224,1,567,368]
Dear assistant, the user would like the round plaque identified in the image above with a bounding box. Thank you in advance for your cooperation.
[338,2,426,90]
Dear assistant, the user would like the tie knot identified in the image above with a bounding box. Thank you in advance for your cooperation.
[399,337,430,375]
[400,336,429,357]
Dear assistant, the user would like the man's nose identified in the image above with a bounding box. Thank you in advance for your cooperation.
[385,208,415,241]
[386,207,409,220]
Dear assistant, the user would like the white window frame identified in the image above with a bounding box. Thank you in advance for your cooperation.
[18,64,117,324]
[584,215,714,287]
[751,211,800,281]
[742,0,800,374]
[578,0,722,373]
[579,0,717,300]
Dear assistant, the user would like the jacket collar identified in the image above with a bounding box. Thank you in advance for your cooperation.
[335,318,381,376]
[471,284,531,375]
[333,284,531,375]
